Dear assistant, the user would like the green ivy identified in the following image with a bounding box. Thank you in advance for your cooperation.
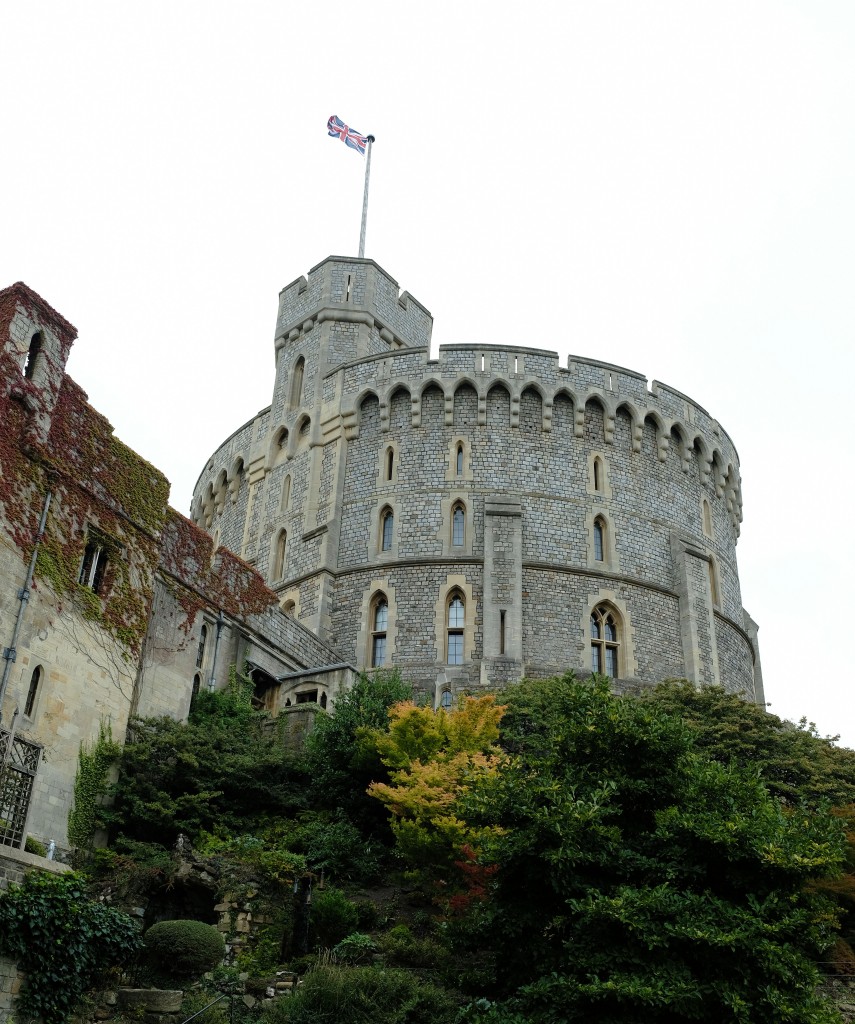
[67,722,121,854]
[0,871,142,1024]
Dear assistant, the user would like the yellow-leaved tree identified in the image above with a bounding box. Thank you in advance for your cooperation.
[366,695,506,880]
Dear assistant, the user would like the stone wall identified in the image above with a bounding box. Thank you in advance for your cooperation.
[193,256,760,705]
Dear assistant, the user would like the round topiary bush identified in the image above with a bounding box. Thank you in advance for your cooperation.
[144,919,224,980]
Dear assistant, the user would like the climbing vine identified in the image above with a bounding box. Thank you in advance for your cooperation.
[67,722,122,854]
[0,870,141,1024]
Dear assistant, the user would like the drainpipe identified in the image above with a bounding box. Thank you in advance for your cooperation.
[207,609,225,692]
[0,491,51,724]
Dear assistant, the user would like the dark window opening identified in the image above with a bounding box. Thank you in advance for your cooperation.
[78,541,108,595]
[23,333,42,379]
[196,625,208,669]
[296,689,318,704]
[24,666,41,718]
[499,610,506,655]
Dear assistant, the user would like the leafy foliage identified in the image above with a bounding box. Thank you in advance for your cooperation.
[643,680,855,806]
[259,963,458,1024]
[368,696,506,877]
[310,887,360,948]
[143,919,225,981]
[305,670,413,833]
[111,671,310,846]
[460,674,846,1023]
[0,871,142,1024]
[67,721,121,853]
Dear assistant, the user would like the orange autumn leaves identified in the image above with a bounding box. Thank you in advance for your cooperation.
[366,695,506,874]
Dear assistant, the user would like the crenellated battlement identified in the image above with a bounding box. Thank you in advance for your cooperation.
[275,257,433,354]
[191,257,760,706]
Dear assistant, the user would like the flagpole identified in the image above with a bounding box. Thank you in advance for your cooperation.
[358,135,375,258]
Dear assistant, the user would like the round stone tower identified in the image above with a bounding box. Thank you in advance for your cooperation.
[192,256,762,706]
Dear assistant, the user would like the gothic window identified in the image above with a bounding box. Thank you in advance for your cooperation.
[78,541,108,595]
[456,443,464,476]
[191,673,202,710]
[708,559,720,606]
[371,596,388,667]
[452,502,465,547]
[381,507,394,551]
[593,456,603,493]
[702,499,713,538]
[24,666,41,718]
[386,448,395,481]
[23,332,42,379]
[447,592,465,665]
[593,518,605,562]
[440,689,453,710]
[272,530,287,581]
[196,624,208,669]
[282,475,291,511]
[590,604,620,677]
[289,357,305,410]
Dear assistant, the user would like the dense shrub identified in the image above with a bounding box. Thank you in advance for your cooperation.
[260,963,458,1024]
[379,924,449,969]
[332,932,378,964]
[309,887,360,948]
[144,919,224,980]
[0,871,142,1024]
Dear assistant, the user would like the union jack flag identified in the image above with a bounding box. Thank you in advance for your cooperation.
[327,114,370,155]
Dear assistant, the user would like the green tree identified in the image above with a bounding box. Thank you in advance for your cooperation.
[111,670,310,847]
[460,674,845,1024]
[642,680,855,807]
[304,669,412,832]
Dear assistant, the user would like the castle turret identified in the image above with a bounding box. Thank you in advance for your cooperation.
[193,258,760,706]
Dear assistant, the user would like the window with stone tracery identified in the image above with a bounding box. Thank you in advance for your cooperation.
[591,604,620,677]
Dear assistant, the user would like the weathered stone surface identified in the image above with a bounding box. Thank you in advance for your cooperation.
[119,988,184,1013]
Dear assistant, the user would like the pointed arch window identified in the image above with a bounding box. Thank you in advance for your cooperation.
[447,593,465,665]
[191,673,202,710]
[381,508,394,552]
[386,448,395,481]
[593,518,605,562]
[24,666,42,718]
[591,605,620,677]
[371,596,388,666]
[456,443,464,476]
[196,624,208,670]
[289,357,305,410]
[282,475,292,511]
[273,530,287,581]
[440,689,453,710]
[702,499,712,538]
[593,456,603,493]
[452,502,465,547]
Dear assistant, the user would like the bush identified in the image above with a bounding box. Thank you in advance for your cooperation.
[379,924,449,969]
[25,835,47,856]
[259,963,458,1024]
[332,932,378,964]
[144,919,224,981]
[310,887,359,949]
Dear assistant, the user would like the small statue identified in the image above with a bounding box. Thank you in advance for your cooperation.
[46,839,56,860]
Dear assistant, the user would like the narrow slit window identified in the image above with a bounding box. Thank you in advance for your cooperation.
[594,519,605,562]
[447,593,465,665]
[480,354,485,372]
[23,332,42,379]
[456,443,464,476]
[514,356,519,374]
[499,610,506,655]
[346,274,352,302]
[282,475,291,510]
[452,503,465,547]
[386,448,394,481]
[24,666,41,718]
[196,624,208,669]
[273,531,287,580]
[381,508,394,551]
[372,597,388,666]
[703,499,712,538]
[593,457,602,492]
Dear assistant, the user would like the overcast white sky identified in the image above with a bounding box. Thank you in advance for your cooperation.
[3,1,853,746]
